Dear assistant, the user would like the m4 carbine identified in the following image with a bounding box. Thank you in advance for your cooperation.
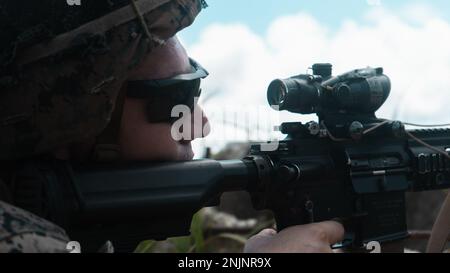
[12,64,450,252]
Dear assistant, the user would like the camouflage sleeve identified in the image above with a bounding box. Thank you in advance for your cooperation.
[0,200,70,253]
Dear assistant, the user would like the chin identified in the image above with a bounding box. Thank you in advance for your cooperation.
[120,141,194,162]
[175,142,195,161]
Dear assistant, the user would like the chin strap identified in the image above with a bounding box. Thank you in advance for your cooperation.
[91,88,127,162]
[0,178,13,203]
[427,191,450,253]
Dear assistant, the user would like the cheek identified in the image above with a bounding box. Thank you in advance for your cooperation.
[120,122,184,161]
[119,99,190,161]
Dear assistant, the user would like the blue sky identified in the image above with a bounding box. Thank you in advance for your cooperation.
[181,1,450,152]
[180,0,450,44]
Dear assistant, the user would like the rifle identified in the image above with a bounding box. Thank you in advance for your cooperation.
[11,64,450,252]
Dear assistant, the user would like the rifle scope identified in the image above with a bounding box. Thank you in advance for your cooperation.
[267,64,391,115]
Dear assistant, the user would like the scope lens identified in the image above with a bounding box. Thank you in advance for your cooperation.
[267,77,320,114]
[267,79,288,110]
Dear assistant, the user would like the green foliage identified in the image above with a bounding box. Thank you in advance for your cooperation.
[134,208,275,253]
[170,236,193,253]
[134,240,157,253]
[189,211,205,252]
[134,210,207,253]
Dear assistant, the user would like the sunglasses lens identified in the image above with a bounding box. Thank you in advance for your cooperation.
[127,57,206,124]
[144,79,202,124]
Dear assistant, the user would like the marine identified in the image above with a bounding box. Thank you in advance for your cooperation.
[0,0,345,253]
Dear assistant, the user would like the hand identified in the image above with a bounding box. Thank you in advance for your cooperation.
[244,221,345,253]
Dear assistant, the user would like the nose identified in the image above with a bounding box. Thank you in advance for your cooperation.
[176,105,210,143]
[191,105,210,140]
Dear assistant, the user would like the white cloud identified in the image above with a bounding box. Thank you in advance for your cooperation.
[401,2,442,25]
[185,4,450,152]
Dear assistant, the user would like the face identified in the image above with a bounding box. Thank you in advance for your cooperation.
[119,37,210,161]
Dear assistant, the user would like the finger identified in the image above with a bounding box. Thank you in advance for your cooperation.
[256,229,277,237]
[244,229,277,253]
[315,221,345,245]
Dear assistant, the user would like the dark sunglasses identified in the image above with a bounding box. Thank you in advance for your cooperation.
[126,58,209,124]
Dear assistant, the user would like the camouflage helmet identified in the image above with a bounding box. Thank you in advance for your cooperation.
[0,0,206,160]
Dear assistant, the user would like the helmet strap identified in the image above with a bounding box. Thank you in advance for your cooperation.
[91,87,127,162]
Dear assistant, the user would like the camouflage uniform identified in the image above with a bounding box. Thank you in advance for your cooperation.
[0,200,69,253]
[0,0,205,252]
